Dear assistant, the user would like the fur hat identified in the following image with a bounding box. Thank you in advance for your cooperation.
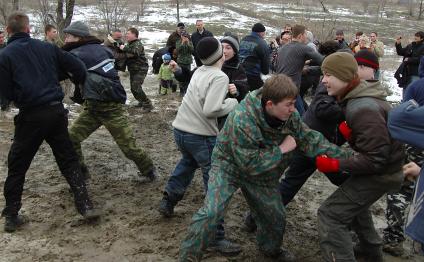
[321,52,358,82]
[221,34,239,53]
[354,50,379,70]
[252,23,266,33]
[63,21,90,37]
[196,37,223,66]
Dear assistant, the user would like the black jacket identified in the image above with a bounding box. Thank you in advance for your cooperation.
[62,37,126,104]
[396,40,424,77]
[302,83,345,146]
[221,56,249,102]
[191,29,213,50]
[152,46,170,74]
[0,32,86,110]
[239,32,270,76]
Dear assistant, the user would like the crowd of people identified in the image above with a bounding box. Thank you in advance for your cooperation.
[1,10,424,262]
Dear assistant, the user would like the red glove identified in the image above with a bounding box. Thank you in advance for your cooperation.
[339,121,352,141]
[316,155,340,173]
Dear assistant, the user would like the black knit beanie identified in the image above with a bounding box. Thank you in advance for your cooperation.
[252,23,266,33]
[354,50,379,70]
[196,37,223,66]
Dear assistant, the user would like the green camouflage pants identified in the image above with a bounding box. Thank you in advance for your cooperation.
[68,100,154,175]
[129,70,151,106]
[318,170,403,261]
[179,163,286,261]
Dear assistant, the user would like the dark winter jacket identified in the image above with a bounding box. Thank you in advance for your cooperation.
[166,31,180,48]
[221,56,249,102]
[336,39,349,50]
[62,37,126,104]
[191,29,213,51]
[0,32,86,110]
[239,32,270,76]
[152,46,170,74]
[419,56,424,78]
[404,78,424,106]
[302,83,345,146]
[338,80,404,175]
[104,36,127,71]
[396,40,424,77]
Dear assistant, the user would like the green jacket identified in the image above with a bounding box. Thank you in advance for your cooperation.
[122,39,148,72]
[213,89,352,184]
[176,39,193,65]
[158,63,173,80]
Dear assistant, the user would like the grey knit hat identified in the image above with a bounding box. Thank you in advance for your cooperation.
[63,21,90,37]
[196,37,223,66]
[221,35,239,53]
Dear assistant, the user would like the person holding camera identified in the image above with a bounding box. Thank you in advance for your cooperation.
[175,29,194,96]
[396,31,424,90]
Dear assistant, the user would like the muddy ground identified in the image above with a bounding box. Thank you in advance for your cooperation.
[0,73,420,262]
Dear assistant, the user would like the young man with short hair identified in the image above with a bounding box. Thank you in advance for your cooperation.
[0,12,100,233]
[44,24,62,46]
[120,27,153,111]
[179,74,352,261]
[316,52,404,261]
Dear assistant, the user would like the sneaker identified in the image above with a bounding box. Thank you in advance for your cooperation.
[244,212,257,232]
[208,239,241,256]
[159,194,175,218]
[4,215,27,233]
[144,168,158,182]
[382,242,404,257]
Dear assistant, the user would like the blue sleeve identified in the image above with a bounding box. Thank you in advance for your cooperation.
[0,54,13,101]
[56,46,87,84]
[419,56,424,78]
[388,100,424,150]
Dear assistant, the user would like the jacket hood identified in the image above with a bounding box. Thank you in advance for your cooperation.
[342,80,387,102]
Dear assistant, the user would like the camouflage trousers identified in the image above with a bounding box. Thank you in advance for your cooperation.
[318,170,403,261]
[179,163,286,261]
[68,100,154,175]
[129,70,151,106]
[383,145,423,244]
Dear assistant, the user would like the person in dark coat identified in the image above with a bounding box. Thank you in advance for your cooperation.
[191,19,213,66]
[0,12,100,233]
[166,22,185,49]
[395,31,424,89]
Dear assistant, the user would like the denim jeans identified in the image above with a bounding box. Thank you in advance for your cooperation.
[279,150,348,206]
[165,128,225,240]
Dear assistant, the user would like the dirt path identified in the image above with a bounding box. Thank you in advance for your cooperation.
[0,74,419,261]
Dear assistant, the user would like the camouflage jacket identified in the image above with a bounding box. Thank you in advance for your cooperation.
[176,38,193,65]
[122,39,148,72]
[212,89,352,184]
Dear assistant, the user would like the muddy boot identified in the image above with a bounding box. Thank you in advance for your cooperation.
[208,239,242,256]
[244,212,257,232]
[382,242,404,257]
[355,243,384,262]
[144,167,158,182]
[265,249,296,262]
[4,214,27,233]
[65,170,100,220]
[141,103,154,113]
[158,192,176,218]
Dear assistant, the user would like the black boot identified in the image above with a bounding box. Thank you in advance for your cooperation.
[354,243,383,262]
[244,212,257,232]
[158,192,177,218]
[4,214,27,233]
[64,170,100,220]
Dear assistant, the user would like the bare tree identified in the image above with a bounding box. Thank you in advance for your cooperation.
[98,0,128,33]
[135,0,149,23]
[46,0,75,40]
[35,0,54,29]
[0,0,19,26]
[12,0,19,10]
[408,0,414,17]
[419,0,424,20]
[319,0,329,13]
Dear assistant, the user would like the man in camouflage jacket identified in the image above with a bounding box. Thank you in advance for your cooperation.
[121,27,153,111]
[179,74,352,261]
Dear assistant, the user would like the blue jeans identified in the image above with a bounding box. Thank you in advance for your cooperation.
[165,128,225,240]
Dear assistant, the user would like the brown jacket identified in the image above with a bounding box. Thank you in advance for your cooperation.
[339,80,404,175]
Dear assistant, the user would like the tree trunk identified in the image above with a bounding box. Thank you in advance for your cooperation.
[319,0,329,13]
[56,0,75,41]
[12,0,19,10]
[176,0,180,22]
[419,0,424,20]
